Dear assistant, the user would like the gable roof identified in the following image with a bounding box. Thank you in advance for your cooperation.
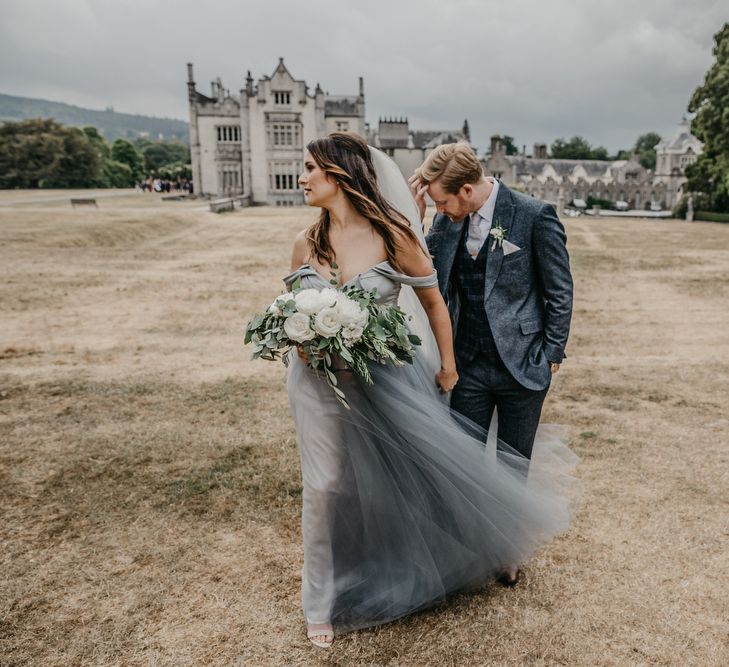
[324,96,360,117]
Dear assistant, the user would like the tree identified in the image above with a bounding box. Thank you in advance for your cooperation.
[610,132,661,167]
[102,160,135,188]
[156,162,192,180]
[0,119,63,187]
[550,136,610,160]
[138,140,190,174]
[686,22,729,212]
[0,118,100,188]
[83,126,110,160]
[633,132,662,170]
[0,119,195,190]
[111,139,144,182]
[44,126,101,187]
[591,146,609,161]
[489,134,519,155]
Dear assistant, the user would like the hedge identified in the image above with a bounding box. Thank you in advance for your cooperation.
[695,211,729,223]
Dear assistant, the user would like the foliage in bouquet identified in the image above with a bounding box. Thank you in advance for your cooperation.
[244,278,421,408]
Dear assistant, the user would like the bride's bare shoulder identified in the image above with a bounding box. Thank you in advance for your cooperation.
[291,227,313,269]
[393,230,433,278]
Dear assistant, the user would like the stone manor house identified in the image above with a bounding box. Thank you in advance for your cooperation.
[482,119,702,210]
[187,59,701,210]
[186,59,467,205]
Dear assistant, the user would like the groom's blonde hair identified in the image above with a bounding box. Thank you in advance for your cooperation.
[415,142,483,194]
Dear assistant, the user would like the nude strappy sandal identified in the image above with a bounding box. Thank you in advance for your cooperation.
[306,625,334,649]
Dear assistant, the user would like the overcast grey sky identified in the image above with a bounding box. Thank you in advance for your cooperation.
[1,0,725,153]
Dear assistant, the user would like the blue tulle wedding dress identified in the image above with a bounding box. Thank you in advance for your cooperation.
[284,260,578,634]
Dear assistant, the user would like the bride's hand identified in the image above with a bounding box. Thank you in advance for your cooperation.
[408,174,428,223]
[435,367,458,393]
[297,345,309,363]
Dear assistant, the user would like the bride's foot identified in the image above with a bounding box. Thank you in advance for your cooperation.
[306,622,334,649]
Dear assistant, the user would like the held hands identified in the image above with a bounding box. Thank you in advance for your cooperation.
[435,366,458,394]
[408,174,428,222]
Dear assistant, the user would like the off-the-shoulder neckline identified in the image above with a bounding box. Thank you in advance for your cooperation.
[296,260,391,286]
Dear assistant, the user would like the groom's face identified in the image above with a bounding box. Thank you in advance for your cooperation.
[428,179,470,222]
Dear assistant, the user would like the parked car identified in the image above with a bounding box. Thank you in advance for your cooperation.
[615,200,629,211]
[649,201,662,212]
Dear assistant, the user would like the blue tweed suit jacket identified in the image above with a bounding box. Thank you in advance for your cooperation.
[426,181,573,391]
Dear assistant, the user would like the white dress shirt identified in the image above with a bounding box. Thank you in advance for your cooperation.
[465,177,500,258]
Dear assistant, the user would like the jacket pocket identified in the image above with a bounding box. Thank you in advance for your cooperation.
[519,318,543,335]
[502,248,525,263]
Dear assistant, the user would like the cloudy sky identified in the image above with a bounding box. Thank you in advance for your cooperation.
[1,0,725,153]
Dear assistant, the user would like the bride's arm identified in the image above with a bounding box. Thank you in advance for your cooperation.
[395,238,458,393]
[291,230,310,363]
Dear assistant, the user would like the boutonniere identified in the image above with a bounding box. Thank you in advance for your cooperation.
[489,222,508,251]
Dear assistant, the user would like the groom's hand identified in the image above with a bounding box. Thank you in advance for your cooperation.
[549,362,561,374]
[408,174,428,222]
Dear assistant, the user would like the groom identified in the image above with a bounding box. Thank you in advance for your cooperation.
[410,142,573,470]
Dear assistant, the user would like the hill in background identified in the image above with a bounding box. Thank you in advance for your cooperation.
[0,92,188,143]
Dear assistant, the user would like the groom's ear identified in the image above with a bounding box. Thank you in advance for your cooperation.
[461,184,473,198]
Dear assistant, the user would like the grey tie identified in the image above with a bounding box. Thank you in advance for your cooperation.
[466,212,483,258]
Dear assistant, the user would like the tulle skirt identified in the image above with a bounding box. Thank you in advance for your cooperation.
[287,352,578,634]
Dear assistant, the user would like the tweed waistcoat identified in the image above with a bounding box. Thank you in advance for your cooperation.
[453,228,501,365]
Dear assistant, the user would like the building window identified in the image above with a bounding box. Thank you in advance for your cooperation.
[216,126,240,143]
[268,123,301,148]
[218,164,242,192]
[269,162,300,192]
[274,91,291,105]
[335,121,349,132]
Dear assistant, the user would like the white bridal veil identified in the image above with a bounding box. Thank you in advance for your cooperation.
[368,147,441,376]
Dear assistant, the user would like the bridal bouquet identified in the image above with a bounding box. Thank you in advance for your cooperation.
[244,278,421,408]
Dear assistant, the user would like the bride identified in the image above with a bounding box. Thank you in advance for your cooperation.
[284,132,577,648]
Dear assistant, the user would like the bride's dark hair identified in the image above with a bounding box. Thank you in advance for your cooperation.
[305,132,423,271]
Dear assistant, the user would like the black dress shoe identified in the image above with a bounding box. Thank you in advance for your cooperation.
[497,568,521,587]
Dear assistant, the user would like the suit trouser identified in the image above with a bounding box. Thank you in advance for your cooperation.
[450,350,549,460]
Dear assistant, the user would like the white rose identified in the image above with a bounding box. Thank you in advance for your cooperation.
[283,312,315,342]
[268,294,292,316]
[294,288,338,315]
[341,322,365,345]
[336,294,367,326]
[317,288,339,309]
[313,306,342,338]
[292,289,321,315]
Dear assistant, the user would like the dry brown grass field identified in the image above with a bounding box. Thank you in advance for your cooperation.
[1,191,728,666]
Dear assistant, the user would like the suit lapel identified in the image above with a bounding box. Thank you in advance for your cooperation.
[438,215,467,294]
[484,181,516,302]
